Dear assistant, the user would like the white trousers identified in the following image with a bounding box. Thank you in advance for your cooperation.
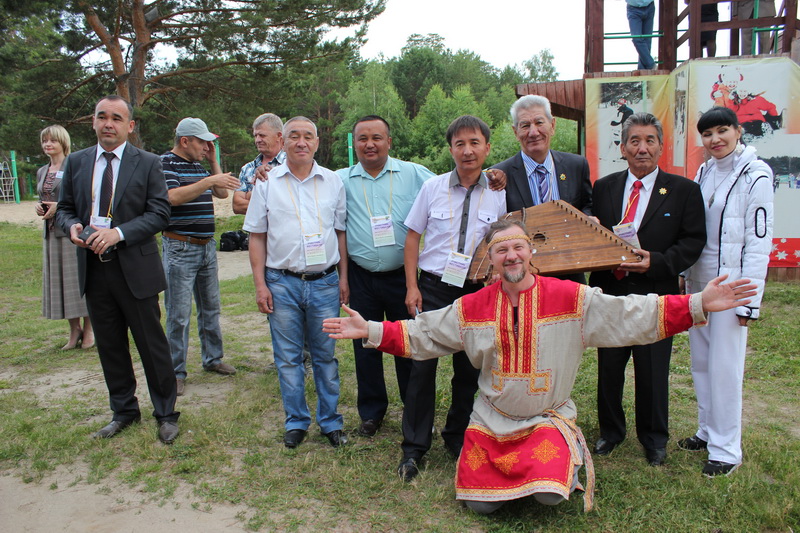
[688,307,748,464]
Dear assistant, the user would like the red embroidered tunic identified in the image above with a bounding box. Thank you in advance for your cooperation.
[367,276,705,509]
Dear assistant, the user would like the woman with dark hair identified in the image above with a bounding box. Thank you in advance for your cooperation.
[36,125,93,349]
[679,107,773,476]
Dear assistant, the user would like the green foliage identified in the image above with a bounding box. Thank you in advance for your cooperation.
[523,49,559,83]
[4,11,568,174]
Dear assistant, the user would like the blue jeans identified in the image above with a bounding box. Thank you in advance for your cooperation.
[162,237,224,379]
[266,268,343,433]
[627,2,656,70]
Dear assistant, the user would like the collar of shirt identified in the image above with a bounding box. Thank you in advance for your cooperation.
[251,151,286,168]
[625,166,659,193]
[95,142,126,163]
[271,160,329,183]
[520,150,554,180]
[448,169,489,189]
[344,156,396,180]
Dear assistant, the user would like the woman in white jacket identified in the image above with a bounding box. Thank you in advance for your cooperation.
[679,107,774,477]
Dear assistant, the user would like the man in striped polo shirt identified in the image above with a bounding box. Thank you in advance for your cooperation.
[162,117,241,396]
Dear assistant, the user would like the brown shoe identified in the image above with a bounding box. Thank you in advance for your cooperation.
[176,378,185,396]
[206,361,236,375]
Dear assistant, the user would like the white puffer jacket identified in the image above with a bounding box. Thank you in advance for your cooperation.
[685,145,774,319]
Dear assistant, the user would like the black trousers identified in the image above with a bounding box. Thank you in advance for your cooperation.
[596,336,673,450]
[400,271,481,460]
[86,254,179,423]
[348,260,412,422]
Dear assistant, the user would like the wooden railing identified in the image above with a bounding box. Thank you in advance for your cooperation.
[585,0,799,74]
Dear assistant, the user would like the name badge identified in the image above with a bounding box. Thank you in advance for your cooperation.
[303,233,327,266]
[441,251,472,288]
[55,171,64,180]
[370,215,395,247]
[612,222,641,249]
[91,215,112,229]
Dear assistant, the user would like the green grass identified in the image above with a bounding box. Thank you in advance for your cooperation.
[0,221,798,531]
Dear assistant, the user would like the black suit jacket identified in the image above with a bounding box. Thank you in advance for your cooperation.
[589,168,706,296]
[56,143,171,299]
[494,150,593,215]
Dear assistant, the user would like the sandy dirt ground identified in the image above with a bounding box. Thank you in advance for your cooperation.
[0,198,256,531]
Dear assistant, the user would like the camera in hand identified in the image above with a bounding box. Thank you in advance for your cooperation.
[40,202,50,214]
[78,226,117,257]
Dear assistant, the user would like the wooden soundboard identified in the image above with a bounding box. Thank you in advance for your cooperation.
[468,200,642,282]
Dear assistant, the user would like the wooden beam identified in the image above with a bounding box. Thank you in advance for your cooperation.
[660,0,678,69]
[585,0,605,74]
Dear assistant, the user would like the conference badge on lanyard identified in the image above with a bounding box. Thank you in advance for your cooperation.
[370,214,395,247]
[441,251,472,288]
[612,222,641,249]
[303,233,327,266]
[91,215,112,229]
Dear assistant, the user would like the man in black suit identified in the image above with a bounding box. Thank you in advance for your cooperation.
[493,94,593,283]
[589,112,706,466]
[57,95,180,444]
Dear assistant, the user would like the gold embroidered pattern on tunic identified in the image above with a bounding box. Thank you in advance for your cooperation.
[531,439,560,464]
[399,321,411,358]
[493,451,520,474]
[657,295,667,340]
[466,443,489,471]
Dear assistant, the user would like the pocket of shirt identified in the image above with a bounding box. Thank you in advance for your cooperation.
[477,210,499,226]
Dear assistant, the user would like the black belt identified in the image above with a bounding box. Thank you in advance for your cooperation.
[419,269,482,288]
[283,264,336,281]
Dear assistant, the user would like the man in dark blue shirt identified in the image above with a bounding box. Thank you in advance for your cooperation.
[161,117,240,396]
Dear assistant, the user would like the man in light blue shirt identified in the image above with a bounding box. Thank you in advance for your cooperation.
[336,115,434,438]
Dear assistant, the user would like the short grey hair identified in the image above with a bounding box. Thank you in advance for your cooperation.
[253,113,283,133]
[510,95,553,126]
[283,116,317,137]
[621,112,663,145]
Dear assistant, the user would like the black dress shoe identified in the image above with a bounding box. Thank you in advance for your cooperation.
[678,435,708,451]
[158,421,179,444]
[702,460,740,477]
[594,438,621,456]
[358,419,382,437]
[645,447,667,466]
[397,457,420,482]
[92,416,141,439]
[324,429,348,448]
[284,429,307,448]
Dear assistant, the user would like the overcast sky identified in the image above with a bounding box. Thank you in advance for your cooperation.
[346,0,732,79]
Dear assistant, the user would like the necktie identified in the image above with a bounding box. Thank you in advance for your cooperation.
[620,180,644,225]
[614,180,644,280]
[535,165,550,203]
[99,152,115,217]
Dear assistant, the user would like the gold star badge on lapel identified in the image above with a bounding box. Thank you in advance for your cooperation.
[559,173,566,181]
[659,188,667,195]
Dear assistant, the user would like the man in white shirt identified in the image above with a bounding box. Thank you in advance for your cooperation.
[243,116,349,449]
[398,115,506,481]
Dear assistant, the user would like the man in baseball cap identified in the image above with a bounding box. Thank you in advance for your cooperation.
[161,118,240,396]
